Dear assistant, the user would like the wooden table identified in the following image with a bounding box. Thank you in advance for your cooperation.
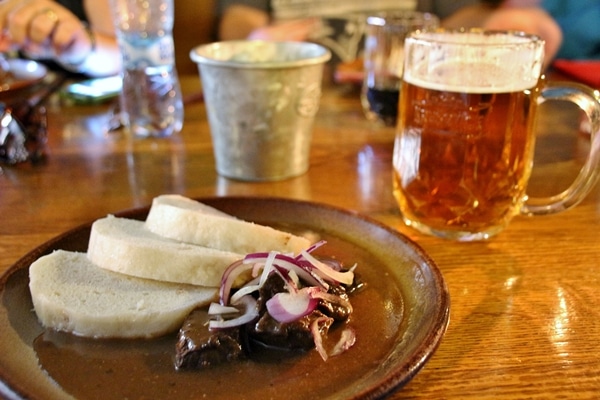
[1,73,599,399]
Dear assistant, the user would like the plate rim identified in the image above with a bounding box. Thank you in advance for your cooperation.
[0,196,450,400]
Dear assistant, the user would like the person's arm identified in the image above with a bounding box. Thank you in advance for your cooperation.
[441,2,499,28]
[0,0,120,77]
[442,1,562,66]
[217,3,320,41]
[483,7,562,63]
[218,4,270,40]
[79,0,121,77]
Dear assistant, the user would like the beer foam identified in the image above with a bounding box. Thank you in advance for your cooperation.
[403,30,544,93]
[404,61,538,93]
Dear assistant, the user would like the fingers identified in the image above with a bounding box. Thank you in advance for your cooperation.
[46,16,83,51]
[0,0,84,56]
[0,0,22,32]
[0,36,11,52]
[26,8,59,45]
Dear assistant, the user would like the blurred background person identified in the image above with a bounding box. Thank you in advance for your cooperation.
[215,0,480,63]
[215,0,568,65]
[535,0,599,60]
[0,0,121,77]
[444,0,600,67]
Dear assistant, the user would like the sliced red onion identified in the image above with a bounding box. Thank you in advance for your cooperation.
[299,250,354,285]
[219,260,254,306]
[301,240,327,255]
[330,327,357,356]
[310,315,333,361]
[229,281,262,305]
[310,289,353,314]
[245,252,327,289]
[220,252,281,305]
[208,303,239,315]
[229,270,263,305]
[279,256,329,289]
[216,242,357,359]
[272,265,300,293]
[265,287,321,323]
[322,258,343,271]
[285,269,301,291]
[209,295,258,330]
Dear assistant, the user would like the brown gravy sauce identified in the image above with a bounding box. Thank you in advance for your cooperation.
[33,235,405,399]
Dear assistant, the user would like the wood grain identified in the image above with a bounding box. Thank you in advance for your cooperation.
[1,74,598,399]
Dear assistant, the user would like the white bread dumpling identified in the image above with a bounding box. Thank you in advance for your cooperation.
[87,215,242,287]
[29,250,217,339]
[28,194,311,339]
[145,194,311,254]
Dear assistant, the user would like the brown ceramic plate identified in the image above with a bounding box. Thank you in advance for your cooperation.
[0,197,449,400]
[0,59,47,92]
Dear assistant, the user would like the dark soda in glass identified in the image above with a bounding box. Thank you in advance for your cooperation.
[365,87,400,126]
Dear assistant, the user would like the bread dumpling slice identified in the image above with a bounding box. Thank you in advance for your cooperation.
[29,250,217,339]
[145,194,311,254]
[88,215,242,287]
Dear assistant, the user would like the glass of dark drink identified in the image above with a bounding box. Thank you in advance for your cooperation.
[361,11,439,127]
[393,29,600,241]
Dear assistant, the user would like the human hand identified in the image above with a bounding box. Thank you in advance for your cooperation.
[0,0,94,66]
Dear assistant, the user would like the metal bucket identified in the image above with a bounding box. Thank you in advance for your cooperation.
[191,41,331,181]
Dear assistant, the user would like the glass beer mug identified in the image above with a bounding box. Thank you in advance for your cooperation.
[361,11,439,127]
[393,29,600,241]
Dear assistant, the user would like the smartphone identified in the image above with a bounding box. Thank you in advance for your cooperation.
[63,76,122,104]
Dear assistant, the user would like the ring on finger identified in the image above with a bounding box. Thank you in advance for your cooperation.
[44,9,59,23]
[32,8,59,23]
[27,7,60,47]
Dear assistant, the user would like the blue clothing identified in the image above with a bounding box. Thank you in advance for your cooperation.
[542,0,600,59]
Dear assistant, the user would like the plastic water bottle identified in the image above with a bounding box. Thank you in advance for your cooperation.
[112,0,183,137]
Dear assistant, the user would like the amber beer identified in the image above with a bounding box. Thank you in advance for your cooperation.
[393,60,540,240]
[392,30,548,240]
[393,29,600,240]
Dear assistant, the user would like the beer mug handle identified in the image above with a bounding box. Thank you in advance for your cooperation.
[522,81,600,215]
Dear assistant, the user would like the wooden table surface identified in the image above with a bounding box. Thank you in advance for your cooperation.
[1,72,599,399]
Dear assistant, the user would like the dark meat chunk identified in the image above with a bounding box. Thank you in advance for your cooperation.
[319,284,351,321]
[250,274,333,350]
[175,308,246,370]
[249,309,331,351]
[255,271,286,311]
[247,272,347,350]
[174,267,358,369]
[344,271,367,295]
